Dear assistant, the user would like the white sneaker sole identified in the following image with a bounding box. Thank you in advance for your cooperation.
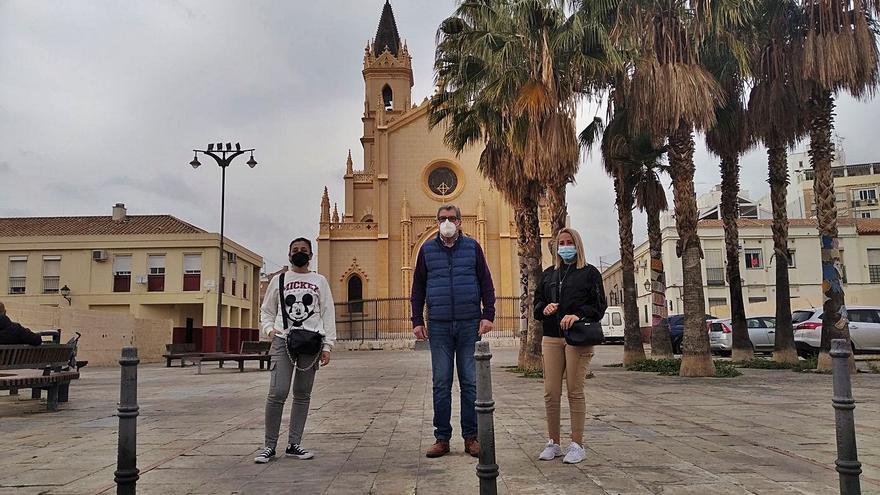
[563,455,585,464]
[286,452,314,460]
[538,450,563,461]
[254,456,273,464]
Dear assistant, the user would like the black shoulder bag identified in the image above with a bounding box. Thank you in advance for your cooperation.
[279,273,324,359]
[556,266,604,347]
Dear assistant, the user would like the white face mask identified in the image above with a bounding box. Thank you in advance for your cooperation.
[439,220,457,238]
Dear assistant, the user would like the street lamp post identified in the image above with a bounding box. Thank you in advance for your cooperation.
[189,142,257,352]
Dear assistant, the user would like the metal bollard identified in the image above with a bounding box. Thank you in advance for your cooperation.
[830,339,861,495]
[474,341,499,495]
[114,347,140,495]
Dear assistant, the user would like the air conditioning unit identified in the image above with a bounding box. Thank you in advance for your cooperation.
[135,275,148,284]
[226,252,237,263]
[867,198,879,206]
[92,250,109,262]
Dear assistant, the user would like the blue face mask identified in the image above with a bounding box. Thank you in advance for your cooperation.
[557,245,577,261]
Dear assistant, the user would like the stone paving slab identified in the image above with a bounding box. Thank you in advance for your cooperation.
[0,346,878,494]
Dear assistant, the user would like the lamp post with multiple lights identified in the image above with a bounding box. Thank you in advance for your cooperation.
[189,143,257,352]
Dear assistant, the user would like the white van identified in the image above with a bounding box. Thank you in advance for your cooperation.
[601,306,624,343]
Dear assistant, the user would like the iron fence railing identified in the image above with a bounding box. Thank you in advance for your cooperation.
[335,296,522,341]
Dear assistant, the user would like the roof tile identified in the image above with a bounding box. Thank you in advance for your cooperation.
[0,215,206,237]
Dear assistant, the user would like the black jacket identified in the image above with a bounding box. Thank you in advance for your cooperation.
[534,263,607,338]
[0,314,42,346]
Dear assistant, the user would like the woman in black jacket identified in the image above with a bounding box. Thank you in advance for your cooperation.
[533,227,607,464]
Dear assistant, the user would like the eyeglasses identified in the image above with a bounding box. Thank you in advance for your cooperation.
[437,216,459,222]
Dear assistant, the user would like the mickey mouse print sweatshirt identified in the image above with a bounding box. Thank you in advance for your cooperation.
[260,270,337,352]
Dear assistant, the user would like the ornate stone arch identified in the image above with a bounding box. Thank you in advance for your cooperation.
[340,258,369,301]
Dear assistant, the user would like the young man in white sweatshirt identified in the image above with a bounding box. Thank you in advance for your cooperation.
[254,237,336,463]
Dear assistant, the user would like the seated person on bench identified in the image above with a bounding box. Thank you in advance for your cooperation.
[0,302,42,346]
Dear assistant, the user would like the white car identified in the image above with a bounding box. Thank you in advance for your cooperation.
[601,306,624,343]
[793,306,880,357]
[708,317,777,355]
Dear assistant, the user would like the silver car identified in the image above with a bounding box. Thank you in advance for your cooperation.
[708,317,777,355]
[793,306,880,357]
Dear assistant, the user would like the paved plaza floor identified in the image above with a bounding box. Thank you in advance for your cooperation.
[1,345,878,494]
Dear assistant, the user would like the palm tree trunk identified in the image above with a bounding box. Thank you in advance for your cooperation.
[668,123,715,377]
[547,182,568,237]
[615,172,647,365]
[516,194,544,371]
[808,91,854,373]
[720,154,753,362]
[647,205,673,359]
[767,143,798,364]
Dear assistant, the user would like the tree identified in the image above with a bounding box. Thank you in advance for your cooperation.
[704,45,756,362]
[610,0,753,376]
[634,152,674,359]
[429,0,615,370]
[797,0,879,371]
[748,0,807,364]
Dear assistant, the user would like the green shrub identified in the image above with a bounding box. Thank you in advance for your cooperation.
[626,359,681,376]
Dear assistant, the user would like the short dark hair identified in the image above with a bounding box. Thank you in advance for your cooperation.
[289,237,313,254]
[436,204,461,220]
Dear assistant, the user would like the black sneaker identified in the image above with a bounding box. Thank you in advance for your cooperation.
[254,446,276,464]
[285,444,314,459]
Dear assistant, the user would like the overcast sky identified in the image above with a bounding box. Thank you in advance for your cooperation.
[2,1,878,273]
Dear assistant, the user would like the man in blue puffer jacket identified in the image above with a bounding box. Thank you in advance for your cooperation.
[411,204,495,459]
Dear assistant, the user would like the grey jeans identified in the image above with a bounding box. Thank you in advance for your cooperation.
[264,336,319,449]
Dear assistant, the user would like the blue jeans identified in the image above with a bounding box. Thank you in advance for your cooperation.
[428,319,480,441]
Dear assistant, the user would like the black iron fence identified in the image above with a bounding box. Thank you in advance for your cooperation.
[335,296,521,341]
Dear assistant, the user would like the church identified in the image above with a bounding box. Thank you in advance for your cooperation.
[317,2,549,333]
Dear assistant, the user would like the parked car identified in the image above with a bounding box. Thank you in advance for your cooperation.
[793,306,880,357]
[660,314,717,354]
[601,306,624,343]
[708,317,776,356]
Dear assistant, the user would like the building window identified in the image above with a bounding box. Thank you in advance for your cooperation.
[745,249,763,269]
[611,312,622,326]
[8,256,27,294]
[231,261,237,296]
[708,297,727,313]
[857,189,877,201]
[869,249,880,283]
[348,275,364,313]
[835,192,847,203]
[840,248,848,284]
[644,305,649,325]
[183,254,201,291]
[113,255,132,292]
[382,84,393,110]
[148,255,165,292]
[428,166,458,197]
[748,296,768,304]
[705,249,724,286]
[860,211,872,219]
[787,250,796,268]
[42,256,61,294]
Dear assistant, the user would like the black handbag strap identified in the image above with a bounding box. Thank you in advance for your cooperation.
[278,272,289,330]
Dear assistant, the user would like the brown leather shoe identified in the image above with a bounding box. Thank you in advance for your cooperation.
[426,440,450,458]
[464,437,480,457]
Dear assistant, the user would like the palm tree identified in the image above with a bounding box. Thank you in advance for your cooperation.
[634,156,674,359]
[798,0,879,370]
[429,0,614,370]
[748,0,807,364]
[609,0,756,376]
[704,57,756,362]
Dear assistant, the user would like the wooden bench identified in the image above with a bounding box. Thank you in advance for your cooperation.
[0,345,80,411]
[163,343,200,367]
[183,341,272,375]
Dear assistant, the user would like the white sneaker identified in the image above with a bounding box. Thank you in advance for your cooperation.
[538,440,563,461]
[563,441,586,464]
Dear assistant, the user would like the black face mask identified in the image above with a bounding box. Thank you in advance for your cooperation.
[290,252,310,267]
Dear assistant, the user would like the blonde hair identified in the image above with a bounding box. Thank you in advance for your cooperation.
[554,227,587,270]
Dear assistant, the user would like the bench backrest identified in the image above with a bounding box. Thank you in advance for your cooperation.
[0,344,75,370]
[239,341,271,354]
[165,343,197,354]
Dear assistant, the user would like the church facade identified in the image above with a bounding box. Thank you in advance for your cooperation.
[317,2,536,321]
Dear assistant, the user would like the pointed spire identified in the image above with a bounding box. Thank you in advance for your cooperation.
[332,203,340,224]
[372,0,401,57]
[346,149,353,175]
[320,186,330,223]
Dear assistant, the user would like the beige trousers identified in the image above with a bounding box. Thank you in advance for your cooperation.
[542,336,594,443]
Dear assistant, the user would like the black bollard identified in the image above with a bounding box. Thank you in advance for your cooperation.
[114,347,139,495]
[830,339,861,495]
[474,341,498,495]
